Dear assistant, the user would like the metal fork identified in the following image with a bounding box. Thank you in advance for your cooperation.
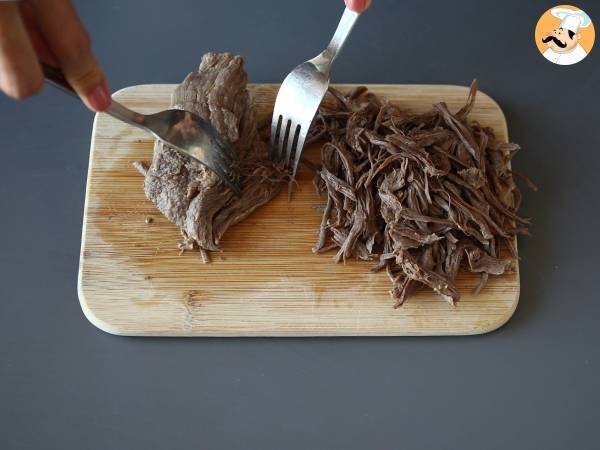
[270,7,362,175]
[42,63,242,197]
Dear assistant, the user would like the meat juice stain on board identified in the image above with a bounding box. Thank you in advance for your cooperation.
[89,147,396,310]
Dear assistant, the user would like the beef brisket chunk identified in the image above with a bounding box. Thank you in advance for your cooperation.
[142,53,282,253]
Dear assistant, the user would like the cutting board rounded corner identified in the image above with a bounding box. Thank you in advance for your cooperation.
[77,278,125,336]
[473,289,520,336]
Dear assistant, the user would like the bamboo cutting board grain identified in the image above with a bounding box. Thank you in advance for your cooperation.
[78,83,519,336]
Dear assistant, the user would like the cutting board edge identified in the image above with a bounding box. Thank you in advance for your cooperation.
[74,290,521,337]
[77,257,521,337]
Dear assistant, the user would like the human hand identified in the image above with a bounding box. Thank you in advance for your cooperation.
[345,0,372,13]
[0,0,110,112]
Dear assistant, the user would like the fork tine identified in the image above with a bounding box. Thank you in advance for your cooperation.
[277,118,291,162]
[269,113,282,161]
[284,122,300,167]
[291,126,309,177]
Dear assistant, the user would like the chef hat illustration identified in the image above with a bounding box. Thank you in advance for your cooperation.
[551,7,592,33]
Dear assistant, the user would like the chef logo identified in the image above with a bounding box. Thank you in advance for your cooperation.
[535,5,595,65]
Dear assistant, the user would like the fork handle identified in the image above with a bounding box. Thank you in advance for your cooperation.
[323,8,361,65]
[42,63,146,128]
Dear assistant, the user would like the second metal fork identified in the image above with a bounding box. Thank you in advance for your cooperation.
[269,7,362,176]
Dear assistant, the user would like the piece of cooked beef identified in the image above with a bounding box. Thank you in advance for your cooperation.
[141,53,283,254]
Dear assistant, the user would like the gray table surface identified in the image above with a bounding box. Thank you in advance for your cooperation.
[1,0,599,449]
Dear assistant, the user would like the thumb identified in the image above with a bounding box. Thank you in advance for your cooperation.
[22,0,111,112]
[62,52,111,112]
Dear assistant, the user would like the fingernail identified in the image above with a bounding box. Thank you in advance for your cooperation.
[87,81,111,112]
[347,0,370,12]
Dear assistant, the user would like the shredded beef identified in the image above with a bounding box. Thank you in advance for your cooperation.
[308,81,535,306]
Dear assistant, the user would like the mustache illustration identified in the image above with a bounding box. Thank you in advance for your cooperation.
[542,35,567,48]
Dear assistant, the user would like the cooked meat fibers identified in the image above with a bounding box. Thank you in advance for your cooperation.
[309,81,533,306]
[141,53,283,256]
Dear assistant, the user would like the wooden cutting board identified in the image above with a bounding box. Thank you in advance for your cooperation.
[78,83,519,336]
